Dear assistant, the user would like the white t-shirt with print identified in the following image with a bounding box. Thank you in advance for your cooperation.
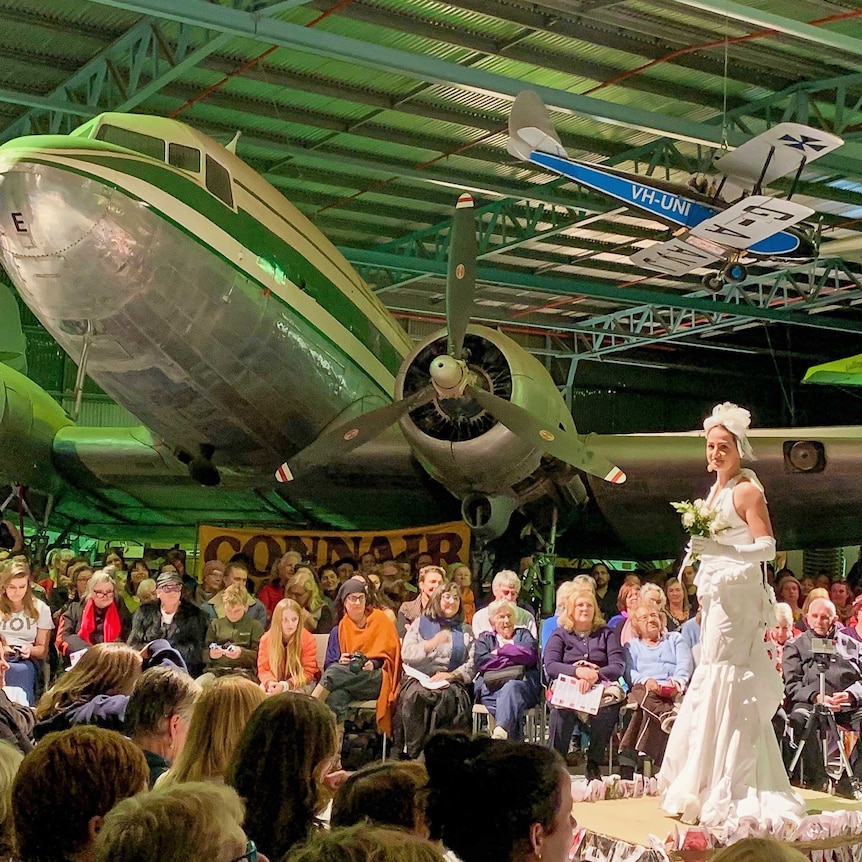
[0,599,54,648]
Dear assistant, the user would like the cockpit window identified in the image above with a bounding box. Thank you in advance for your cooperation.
[169,143,201,173]
[205,154,234,208]
[95,124,166,161]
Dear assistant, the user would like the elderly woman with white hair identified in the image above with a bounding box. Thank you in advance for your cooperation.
[56,569,132,661]
[471,571,537,637]
[94,781,253,862]
[474,599,540,741]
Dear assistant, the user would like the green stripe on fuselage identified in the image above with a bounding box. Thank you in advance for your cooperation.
[8,141,404,382]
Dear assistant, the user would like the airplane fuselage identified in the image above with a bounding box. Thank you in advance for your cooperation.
[0,114,413,475]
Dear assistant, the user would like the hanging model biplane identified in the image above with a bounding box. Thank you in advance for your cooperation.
[507,91,844,290]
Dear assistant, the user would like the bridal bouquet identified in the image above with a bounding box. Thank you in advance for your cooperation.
[670,499,727,558]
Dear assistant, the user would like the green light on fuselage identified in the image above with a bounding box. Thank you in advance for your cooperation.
[256,257,287,285]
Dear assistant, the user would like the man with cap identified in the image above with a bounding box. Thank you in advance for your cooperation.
[129,566,209,677]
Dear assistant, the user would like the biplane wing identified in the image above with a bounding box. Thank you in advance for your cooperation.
[629,237,722,276]
[689,195,814,249]
[713,123,844,188]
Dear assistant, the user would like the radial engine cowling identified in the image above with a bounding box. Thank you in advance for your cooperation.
[395,325,575,499]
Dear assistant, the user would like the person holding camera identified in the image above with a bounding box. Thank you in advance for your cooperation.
[312,578,401,761]
[618,601,692,778]
[783,596,862,789]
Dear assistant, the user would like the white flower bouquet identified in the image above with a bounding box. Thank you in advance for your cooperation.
[671,499,728,559]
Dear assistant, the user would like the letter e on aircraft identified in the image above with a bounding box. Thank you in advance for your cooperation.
[10,212,27,233]
[691,195,813,250]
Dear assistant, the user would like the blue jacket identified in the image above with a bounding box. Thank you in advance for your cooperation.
[543,625,625,683]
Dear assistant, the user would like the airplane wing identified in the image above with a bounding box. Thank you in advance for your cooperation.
[689,195,813,250]
[0,282,27,375]
[803,353,862,386]
[713,123,844,187]
[629,237,722,275]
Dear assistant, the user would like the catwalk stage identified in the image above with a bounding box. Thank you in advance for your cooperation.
[571,789,862,861]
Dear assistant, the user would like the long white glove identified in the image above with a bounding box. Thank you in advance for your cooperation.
[690,533,775,563]
[729,535,776,563]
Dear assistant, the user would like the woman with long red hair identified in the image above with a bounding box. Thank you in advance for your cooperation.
[257,598,320,695]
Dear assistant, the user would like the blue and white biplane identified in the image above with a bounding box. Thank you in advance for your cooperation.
[508,91,844,290]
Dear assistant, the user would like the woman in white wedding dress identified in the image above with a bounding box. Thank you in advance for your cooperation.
[658,403,804,830]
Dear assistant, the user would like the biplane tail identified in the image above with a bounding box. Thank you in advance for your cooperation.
[507,91,567,161]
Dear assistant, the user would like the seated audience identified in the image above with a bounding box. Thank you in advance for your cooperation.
[258,598,320,695]
[0,740,22,861]
[34,642,142,739]
[397,565,445,637]
[331,761,429,835]
[797,586,830,632]
[64,561,95,615]
[354,572,397,625]
[606,581,640,646]
[448,562,475,624]
[284,824,444,862]
[618,603,692,778]
[831,579,854,624]
[137,577,157,604]
[0,558,53,705]
[766,603,796,670]
[843,597,862,642]
[163,548,194,596]
[56,569,132,660]
[335,557,358,582]
[0,632,34,753]
[258,550,301,618]
[775,575,803,622]
[544,588,625,780]
[159,676,265,786]
[201,584,263,681]
[783,597,862,789]
[45,549,77,613]
[664,577,691,627]
[424,731,574,862]
[226,692,338,860]
[541,580,577,651]
[471,570,537,638]
[122,559,151,613]
[314,578,401,751]
[204,562,267,629]
[191,560,225,609]
[319,565,340,603]
[287,565,334,634]
[125,666,201,786]
[592,562,618,621]
[640,582,675,632]
[474,599,540,741]
[394,582,475,758]
[798,576,815,604]
[129,569,208,677]
[12,726,148,862]
[94,781,251,862]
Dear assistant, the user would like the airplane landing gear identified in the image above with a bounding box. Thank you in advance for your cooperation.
[702,273,724,293]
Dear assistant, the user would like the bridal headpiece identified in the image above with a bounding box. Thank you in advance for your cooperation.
[703,401,756,461]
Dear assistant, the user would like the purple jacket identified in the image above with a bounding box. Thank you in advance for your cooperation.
[543,625,625,683]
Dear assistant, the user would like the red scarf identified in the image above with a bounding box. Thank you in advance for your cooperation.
[77,599,122,646]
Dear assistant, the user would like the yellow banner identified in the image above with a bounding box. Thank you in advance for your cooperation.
[197,521,471,587]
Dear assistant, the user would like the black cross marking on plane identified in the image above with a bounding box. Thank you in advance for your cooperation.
[778,133,828,152]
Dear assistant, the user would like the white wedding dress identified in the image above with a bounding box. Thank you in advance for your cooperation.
[659,472,804,830]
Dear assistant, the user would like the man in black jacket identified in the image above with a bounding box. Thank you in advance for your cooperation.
[128,569,208,677]
[783,597,862,788]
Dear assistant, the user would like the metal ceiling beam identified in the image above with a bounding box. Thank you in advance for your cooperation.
[85,0,754,147]
[667,0,862,57]
[341,246,862,334]
[0,1,305,143]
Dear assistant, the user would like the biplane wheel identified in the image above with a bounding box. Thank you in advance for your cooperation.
[723,262,747,284]
[702,273,724,293]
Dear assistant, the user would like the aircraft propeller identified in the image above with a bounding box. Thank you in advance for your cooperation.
[276,194,626,486]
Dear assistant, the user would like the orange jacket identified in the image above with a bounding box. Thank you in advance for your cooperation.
[257,627,320,688]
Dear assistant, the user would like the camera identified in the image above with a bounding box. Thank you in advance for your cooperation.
[348,652,367,673]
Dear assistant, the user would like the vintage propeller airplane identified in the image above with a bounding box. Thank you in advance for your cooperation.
[507,91,844,291]
[0,110,861,557]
